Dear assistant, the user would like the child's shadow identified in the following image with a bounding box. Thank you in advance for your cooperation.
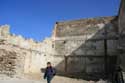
[40,68,45,73]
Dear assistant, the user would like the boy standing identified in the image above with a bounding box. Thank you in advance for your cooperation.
[44,62,56,83]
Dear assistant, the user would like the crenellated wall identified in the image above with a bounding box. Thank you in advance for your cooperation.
[0,0,124,80]
[0,25,54,77]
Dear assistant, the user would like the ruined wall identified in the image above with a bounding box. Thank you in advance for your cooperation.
[0,9,123,79]
[118,0,125,71]
[0,25,10,38]
[0,16,120,79]
[119,0,125,34]
[54,17,114,37]
[0,40,27,77]
[52,17,118,76]
[0,25,45,76]
[53,17,117,56]
[0,25,57,77]
[0,49,17,76]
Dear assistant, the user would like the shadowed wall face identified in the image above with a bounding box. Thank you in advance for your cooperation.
[118,0,125,71]
[119,0,125,34]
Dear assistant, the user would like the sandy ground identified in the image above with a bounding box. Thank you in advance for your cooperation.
[24,73,108,83]
[24,73,88,83]
[0,76,87,83]
[0,73,108,83]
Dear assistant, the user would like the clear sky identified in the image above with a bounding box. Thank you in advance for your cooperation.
[0,0,121,41]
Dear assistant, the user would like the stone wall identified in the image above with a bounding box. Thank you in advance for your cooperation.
[0,25,56,77]
[0,49,16,76]
[0,25,10,38]
[118,0,125,72]
[54,17,114,37]
[52,17,118,78]
[0,17,121,79]
[119,0,125,34]
[0,0,124,79]
[53,17,118,56]
[0,40,26,77]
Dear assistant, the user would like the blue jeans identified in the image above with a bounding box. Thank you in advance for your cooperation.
[47,76,52,83]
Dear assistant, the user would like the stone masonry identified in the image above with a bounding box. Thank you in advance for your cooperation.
[0,17,121,79]
[0,0,124,81]
[52,17,118,79]
[0,25,56,78]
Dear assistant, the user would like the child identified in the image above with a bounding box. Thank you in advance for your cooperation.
[44,62,56,83]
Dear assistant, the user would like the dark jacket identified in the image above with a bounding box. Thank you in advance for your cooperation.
[44,66,56,79]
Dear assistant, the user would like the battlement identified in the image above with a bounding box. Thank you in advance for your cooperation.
[0,25,10,38]
[0,25,43,51]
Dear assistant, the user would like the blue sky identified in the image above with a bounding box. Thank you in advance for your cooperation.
[0,0,120,41]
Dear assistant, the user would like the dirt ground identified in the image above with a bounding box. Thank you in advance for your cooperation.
[24,73,108,83]
[0,73,108,83]
[24,73,88,83]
